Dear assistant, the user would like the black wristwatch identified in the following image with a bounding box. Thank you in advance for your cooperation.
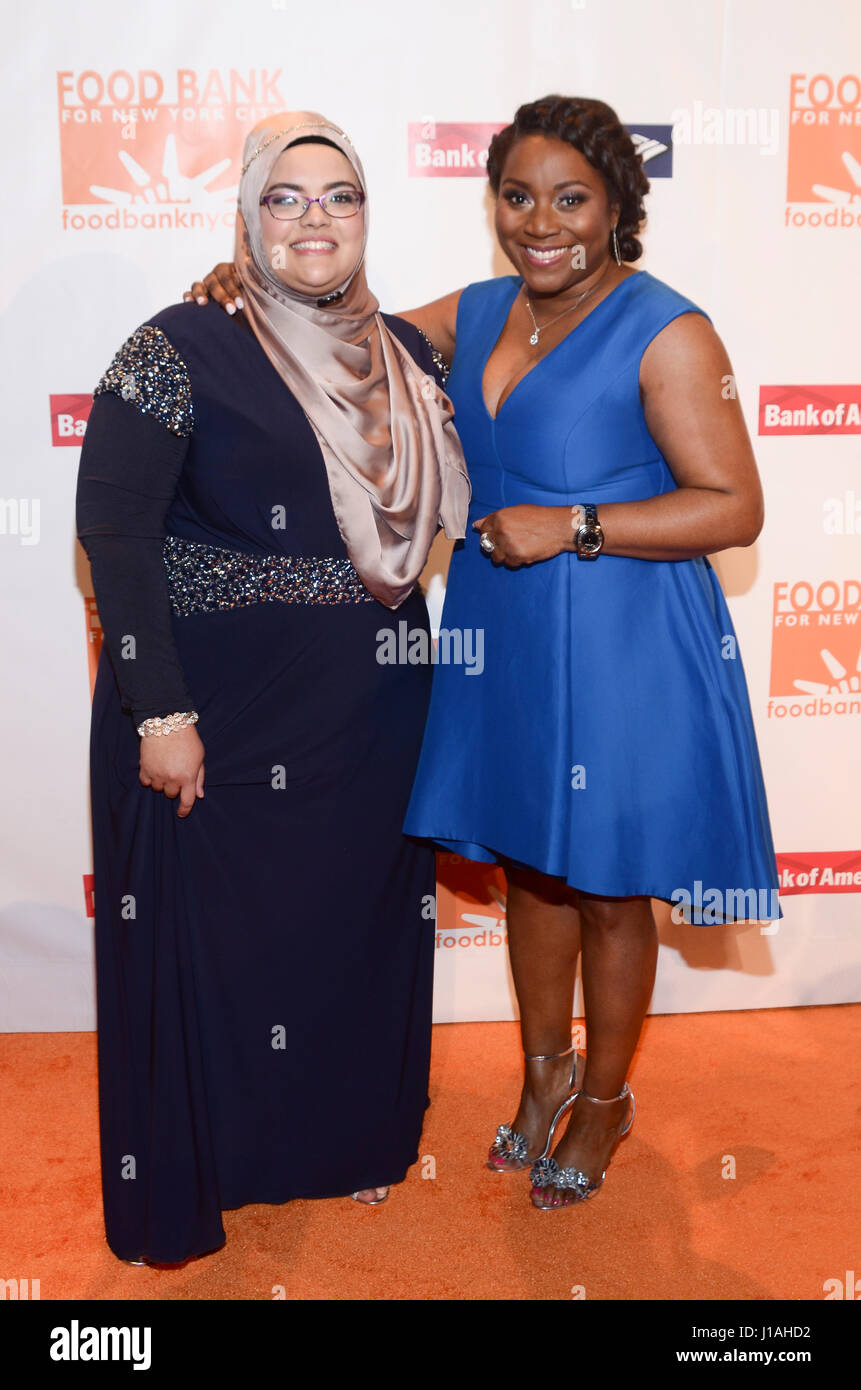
[574,503,604,560]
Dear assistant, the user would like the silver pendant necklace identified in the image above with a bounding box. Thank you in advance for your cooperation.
[523,265,610,346]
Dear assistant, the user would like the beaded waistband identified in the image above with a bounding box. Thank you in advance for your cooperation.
[163,535,376,615]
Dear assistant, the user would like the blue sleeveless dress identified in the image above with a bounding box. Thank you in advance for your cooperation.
[403,271,781,921]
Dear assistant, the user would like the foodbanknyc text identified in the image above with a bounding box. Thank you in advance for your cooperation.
[376,621,484,674]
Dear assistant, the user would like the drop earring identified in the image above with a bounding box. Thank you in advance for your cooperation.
[611,226,622,266]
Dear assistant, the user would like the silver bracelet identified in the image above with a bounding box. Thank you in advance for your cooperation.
[136,711,199,738]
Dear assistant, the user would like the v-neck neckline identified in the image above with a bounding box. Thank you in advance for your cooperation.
[480,271,641,422]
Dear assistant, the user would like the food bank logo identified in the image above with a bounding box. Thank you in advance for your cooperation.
[769,579,861,718]
[408,121,672,177]
[57,69,285,231]
[759,385,861,435]
[435,855,508,949]
[50,394,92,445]
[786,72,861,228]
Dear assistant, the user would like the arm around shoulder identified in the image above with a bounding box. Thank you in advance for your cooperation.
[395,287,464,368]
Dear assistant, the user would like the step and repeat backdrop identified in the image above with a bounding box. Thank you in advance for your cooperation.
[1,0,859,1028]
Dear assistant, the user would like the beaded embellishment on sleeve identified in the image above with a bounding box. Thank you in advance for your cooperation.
[94,325,193,437]
[416,327,450,387]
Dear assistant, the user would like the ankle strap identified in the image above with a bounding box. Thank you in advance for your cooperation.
[578,1081,630,1105]
[524,1042,576,1063]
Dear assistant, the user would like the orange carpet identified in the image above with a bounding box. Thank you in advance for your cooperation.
[1,1006,859,1301]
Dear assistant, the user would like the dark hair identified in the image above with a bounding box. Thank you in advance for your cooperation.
[281,134,345,155]
[486,95,649,262]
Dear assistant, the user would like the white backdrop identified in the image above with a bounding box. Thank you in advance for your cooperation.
[1,0,859,1030]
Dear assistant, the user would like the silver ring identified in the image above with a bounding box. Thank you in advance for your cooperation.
[480,532,495,554]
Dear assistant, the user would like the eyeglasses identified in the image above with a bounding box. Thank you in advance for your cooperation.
[259,189,365,221]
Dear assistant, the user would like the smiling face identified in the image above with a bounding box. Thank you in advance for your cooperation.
[259,142,365,297]
[494,133,619,300]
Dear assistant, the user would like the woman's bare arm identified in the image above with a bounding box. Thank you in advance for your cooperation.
[474,312,765,566]
[394,289,464,363]
[592,312,764,559]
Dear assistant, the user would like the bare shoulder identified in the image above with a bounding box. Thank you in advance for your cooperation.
[641,309,730,388]
[395,288,465,362]
[638,303,756,492]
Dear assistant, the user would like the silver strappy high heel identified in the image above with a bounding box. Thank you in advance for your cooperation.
[529,1082,635,1207]
[487,1042,585,1172]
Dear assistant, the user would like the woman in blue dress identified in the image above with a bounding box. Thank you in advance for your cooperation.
[77,111,468,1262]
[191,95,780,1213]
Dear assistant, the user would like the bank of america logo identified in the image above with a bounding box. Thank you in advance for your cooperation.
[627,126,672,176]
[408,122,673,178]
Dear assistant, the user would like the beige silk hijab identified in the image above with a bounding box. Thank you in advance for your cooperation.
[234,111,470,609]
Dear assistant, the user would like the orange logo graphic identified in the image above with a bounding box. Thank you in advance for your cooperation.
[84,597,103,700]
[57,69,284,230]
[435,854,508,948]
[769,580,861,716]
[786,73,861,226]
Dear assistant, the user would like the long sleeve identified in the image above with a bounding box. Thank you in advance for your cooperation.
[76,324,197,725]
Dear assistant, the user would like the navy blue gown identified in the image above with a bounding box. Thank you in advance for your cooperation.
[77,300,441,1263]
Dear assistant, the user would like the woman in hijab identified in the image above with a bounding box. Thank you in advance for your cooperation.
[76,111,469,1264]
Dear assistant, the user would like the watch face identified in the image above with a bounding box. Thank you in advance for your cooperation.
[579,529,602,552]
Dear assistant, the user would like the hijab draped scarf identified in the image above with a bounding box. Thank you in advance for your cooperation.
[234,110,470,609]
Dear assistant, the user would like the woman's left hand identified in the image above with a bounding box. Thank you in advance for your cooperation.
[184,262,243,313]
[473,505,571,567]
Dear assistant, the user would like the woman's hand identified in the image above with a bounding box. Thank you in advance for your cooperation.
[139,725,206,819]
[183,263,243,314]
[473,505,573,568]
